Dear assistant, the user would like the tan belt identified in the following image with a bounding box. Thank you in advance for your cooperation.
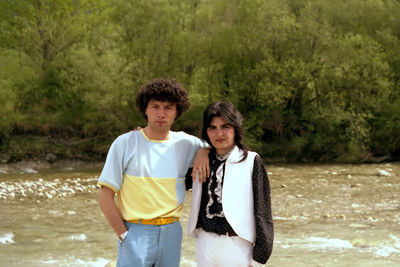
[127,217,179,225]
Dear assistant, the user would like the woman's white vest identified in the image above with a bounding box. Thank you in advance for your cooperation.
[188,146,257,244]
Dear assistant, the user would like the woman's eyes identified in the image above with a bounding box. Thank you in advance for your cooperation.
[208,125,232,130]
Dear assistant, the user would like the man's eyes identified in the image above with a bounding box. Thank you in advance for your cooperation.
[150,105,174,109]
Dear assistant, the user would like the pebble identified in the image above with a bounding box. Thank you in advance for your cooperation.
[20,168,38,174]
[67,210,77,215]
[376,169,391,176]
[351,238,369,248]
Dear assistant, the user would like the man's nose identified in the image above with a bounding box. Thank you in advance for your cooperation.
[158,110,166,118]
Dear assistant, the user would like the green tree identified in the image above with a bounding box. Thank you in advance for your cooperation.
[0,0,111,133]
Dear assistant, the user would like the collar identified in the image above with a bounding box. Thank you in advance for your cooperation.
[225,146,244,163]
[216,146,235,161]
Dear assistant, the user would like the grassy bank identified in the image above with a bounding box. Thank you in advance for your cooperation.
[0,134,111,164]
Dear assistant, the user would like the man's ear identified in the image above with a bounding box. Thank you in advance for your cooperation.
[174,110,179,121]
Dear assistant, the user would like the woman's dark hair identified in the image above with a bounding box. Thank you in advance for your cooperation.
[201,101,248,162]
[136,78,190,120]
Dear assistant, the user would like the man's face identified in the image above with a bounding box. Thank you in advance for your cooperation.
[145,100,178,132]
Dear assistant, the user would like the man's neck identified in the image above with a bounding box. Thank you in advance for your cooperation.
[143,126,170,140]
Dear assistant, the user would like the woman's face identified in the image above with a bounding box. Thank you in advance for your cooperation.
[206,116,235,155]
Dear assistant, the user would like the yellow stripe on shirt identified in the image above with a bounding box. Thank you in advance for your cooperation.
[118,174,184,220]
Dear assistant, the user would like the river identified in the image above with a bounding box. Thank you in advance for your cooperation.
[0,162,399,266]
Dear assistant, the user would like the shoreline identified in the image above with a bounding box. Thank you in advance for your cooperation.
[0,159,104,174]
[0,157,397,176]
[0,135,397,172]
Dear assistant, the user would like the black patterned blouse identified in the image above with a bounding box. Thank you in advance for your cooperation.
[196,153,235,235]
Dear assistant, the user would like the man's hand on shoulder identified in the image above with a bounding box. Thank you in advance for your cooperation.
[191,148,211,183]
[131,126,142,132]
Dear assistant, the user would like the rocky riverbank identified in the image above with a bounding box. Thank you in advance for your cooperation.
[0,134,397,170]
[0,159,104,175]
[0,134,110,167]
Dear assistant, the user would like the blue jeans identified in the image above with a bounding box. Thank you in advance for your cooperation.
[117,221,182,267]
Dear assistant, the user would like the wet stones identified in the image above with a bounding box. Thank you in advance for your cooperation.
[0,177,98,200]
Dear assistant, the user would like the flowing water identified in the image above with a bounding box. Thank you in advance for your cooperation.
[0,162,399,266]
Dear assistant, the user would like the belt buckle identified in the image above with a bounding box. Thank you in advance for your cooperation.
[153,218,162,225]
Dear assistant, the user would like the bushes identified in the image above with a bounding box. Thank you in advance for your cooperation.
[1,0,400,162]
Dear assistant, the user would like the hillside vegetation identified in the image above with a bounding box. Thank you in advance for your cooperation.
[1,0,399,162]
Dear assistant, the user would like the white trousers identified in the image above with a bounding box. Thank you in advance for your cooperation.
[195,230,252,267]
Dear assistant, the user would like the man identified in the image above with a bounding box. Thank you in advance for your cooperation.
[98,78,209,267]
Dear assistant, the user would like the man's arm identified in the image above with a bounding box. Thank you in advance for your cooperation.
[191,147,211,183]
[98,186,127,236]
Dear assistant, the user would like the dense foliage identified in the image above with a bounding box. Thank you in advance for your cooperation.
[1,0,399,162]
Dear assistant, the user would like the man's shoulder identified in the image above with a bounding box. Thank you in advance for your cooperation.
[114,131,141,144]
[170,130,198,140]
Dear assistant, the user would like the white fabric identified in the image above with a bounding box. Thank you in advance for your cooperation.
[188,146,257,244]
[250,259,265,267]
[196,230,252,267]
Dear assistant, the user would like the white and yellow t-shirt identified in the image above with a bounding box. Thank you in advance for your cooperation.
[98,129,205,220]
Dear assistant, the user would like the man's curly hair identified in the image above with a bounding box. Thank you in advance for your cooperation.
[136,78,191,120]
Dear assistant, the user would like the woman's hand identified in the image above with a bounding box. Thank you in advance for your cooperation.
[191,148,210,183]
[131,126,142,131]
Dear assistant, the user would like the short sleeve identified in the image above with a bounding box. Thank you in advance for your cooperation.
[187,135,208,167]
[97,136,126,192]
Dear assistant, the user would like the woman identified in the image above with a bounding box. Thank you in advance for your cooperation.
[188,101,274,267]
